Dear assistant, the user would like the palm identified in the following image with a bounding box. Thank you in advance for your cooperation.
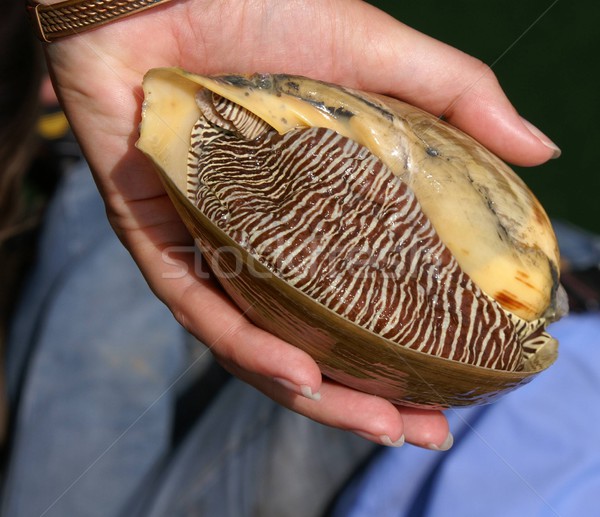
[44,0,555,448]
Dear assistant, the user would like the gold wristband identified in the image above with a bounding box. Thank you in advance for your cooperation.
[26,0,174,43]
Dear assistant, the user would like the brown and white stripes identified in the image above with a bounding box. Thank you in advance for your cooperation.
[187,99,527,371]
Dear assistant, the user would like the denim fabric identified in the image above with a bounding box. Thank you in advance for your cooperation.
[3,162,189,517]
[2,162,374,517]
[132,378,374,517]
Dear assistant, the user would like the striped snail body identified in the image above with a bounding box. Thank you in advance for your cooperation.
[137,68,566,407]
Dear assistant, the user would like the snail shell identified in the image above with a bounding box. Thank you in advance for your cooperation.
[137,68,564,407]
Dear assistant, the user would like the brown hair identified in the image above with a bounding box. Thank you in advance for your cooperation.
[0,4,43,244]
[0,1,45,444]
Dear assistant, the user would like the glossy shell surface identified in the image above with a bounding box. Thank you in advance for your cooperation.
[137,68,561,408]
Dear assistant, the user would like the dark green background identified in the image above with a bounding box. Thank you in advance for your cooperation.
[371,0,599,234]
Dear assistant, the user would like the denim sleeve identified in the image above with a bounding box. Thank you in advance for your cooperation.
[2,162,188,517]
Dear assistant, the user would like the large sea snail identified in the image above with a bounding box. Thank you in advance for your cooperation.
[137,68,567,407]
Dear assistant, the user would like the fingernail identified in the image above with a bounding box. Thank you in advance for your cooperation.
[300,385,321,401]
[521,117,561,159]
[427,432,454,451]
[273,377,321,401]
[354,431,405,447]
[381,434,406,447]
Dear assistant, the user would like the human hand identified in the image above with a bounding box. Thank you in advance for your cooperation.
[40,0,559,449]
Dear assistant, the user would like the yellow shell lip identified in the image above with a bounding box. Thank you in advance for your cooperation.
[136,67,561,406]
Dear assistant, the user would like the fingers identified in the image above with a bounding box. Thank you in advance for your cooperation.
[265,378,406,446]
[347,4,560,166]
[432,67,561,166]
[209,319,325,400]
[394,406,452,450]
[240,371,451,449]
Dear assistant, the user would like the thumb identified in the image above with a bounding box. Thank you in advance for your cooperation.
[350,8,560,166]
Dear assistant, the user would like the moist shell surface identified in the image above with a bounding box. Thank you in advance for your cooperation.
[136,68,561,407]
[189,117,524,371]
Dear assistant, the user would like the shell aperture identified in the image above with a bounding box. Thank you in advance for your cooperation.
[190,106,525,369]
[137,68,561,391]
